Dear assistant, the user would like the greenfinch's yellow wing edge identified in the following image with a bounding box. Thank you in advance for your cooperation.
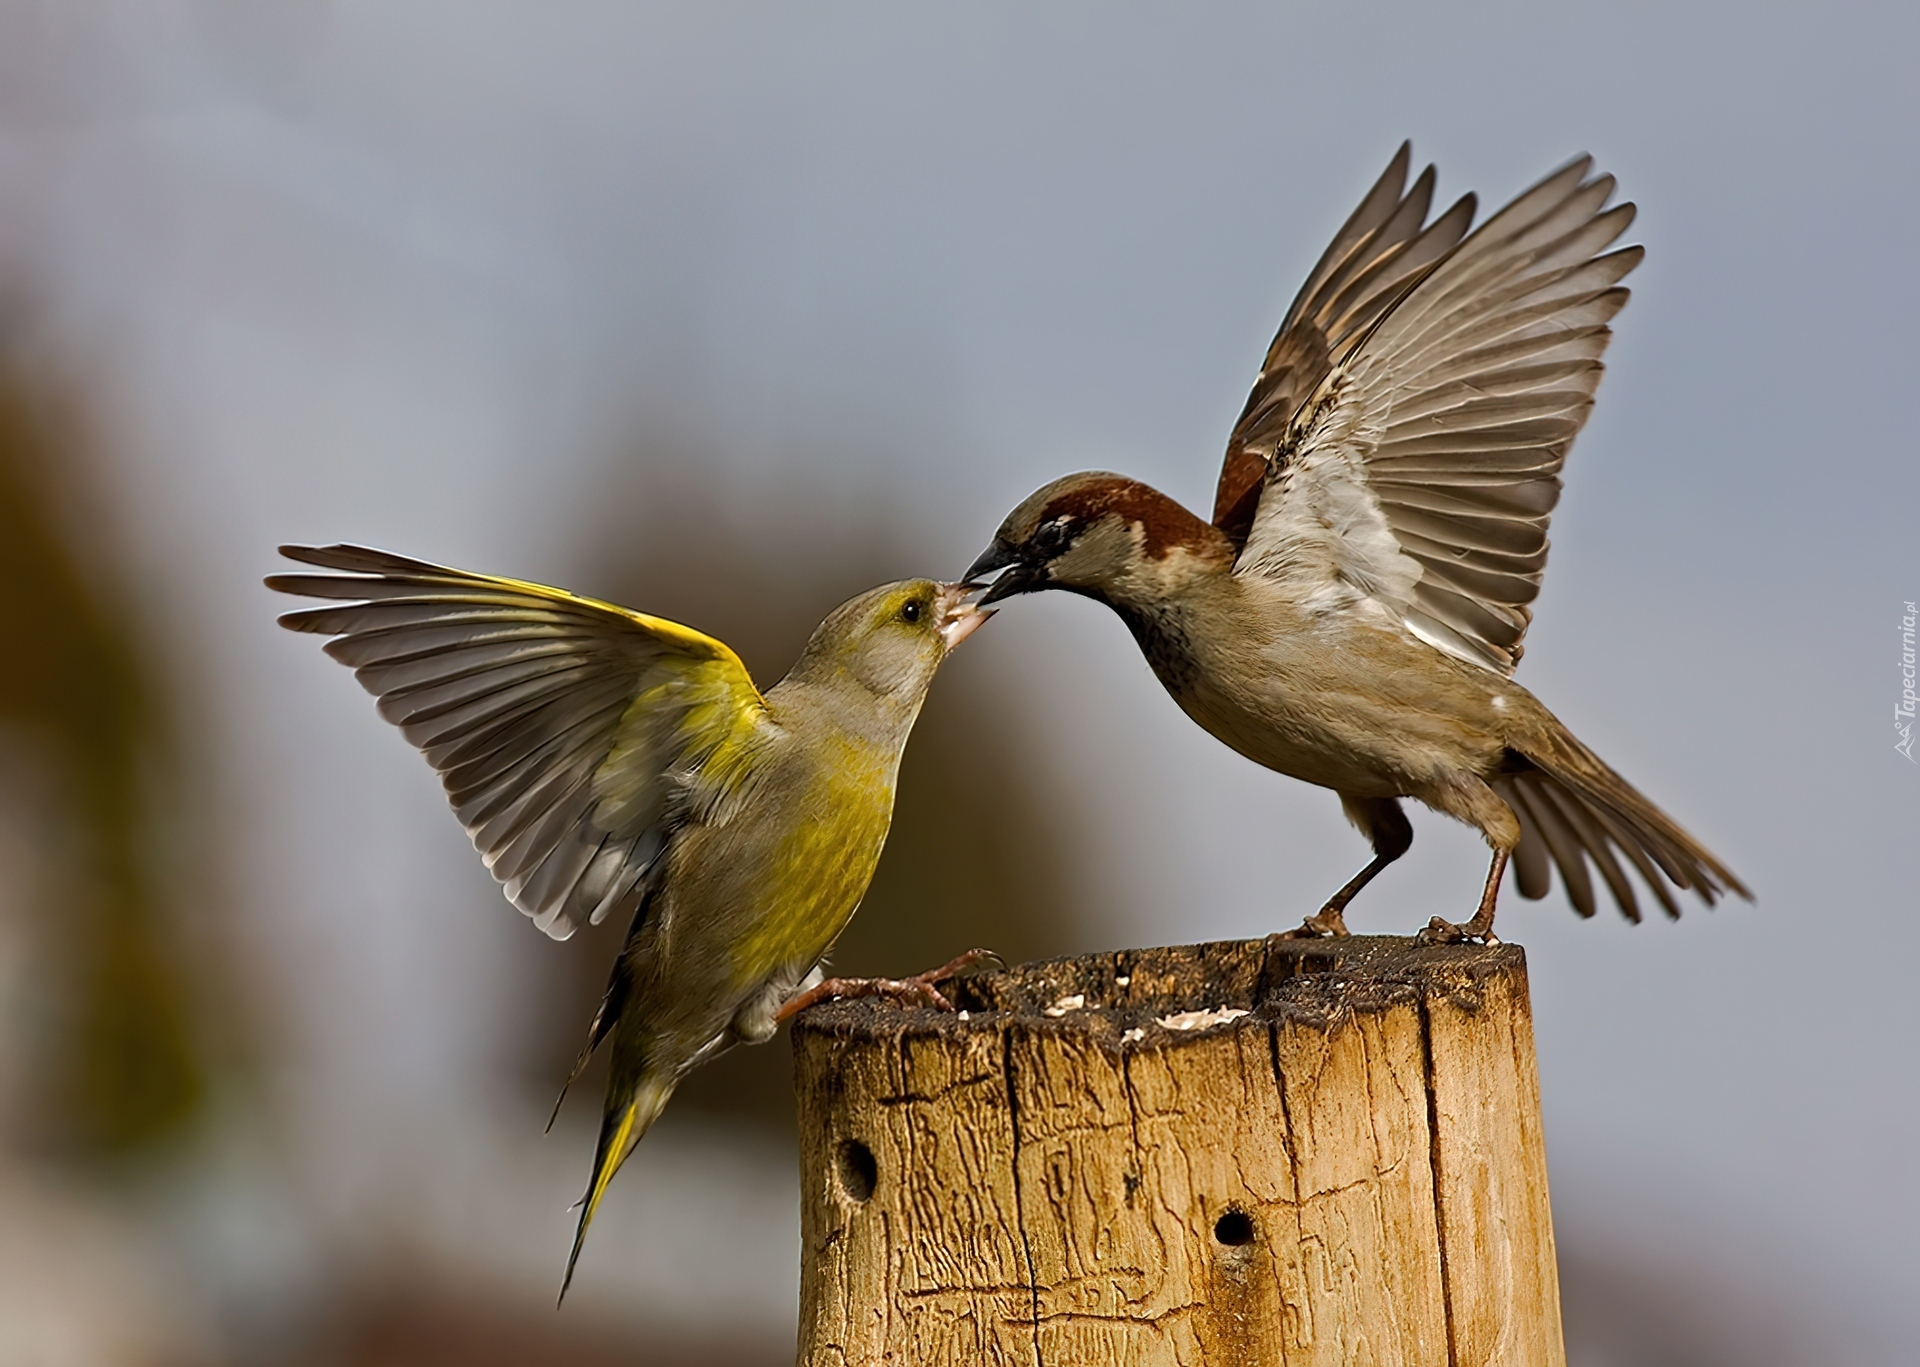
[272,542,768,709]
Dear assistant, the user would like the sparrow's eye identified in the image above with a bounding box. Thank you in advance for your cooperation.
[900,600,923,624]
[1031,517,1074,557]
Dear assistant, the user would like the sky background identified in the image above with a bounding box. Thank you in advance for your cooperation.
[0,2,1914,1363]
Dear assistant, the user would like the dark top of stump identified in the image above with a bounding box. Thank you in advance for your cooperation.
[793,936,1526,1048]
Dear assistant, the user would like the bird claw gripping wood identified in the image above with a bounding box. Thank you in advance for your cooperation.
[1415,915,1501,947]
[1274,907,1353,940]
[775,948,1004,1022]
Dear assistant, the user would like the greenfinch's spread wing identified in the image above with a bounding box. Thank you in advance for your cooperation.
[270,544,769,939]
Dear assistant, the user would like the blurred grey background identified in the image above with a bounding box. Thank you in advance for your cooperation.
[0,2,1913,1363]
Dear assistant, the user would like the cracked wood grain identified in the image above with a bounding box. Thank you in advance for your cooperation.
[793,937,1564,1366]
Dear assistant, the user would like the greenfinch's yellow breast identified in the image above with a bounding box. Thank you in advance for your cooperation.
[726,733,896,985]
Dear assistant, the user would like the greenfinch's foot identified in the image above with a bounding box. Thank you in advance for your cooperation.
[775,948,1003,1022]
[1276,906,1352,939]
[1414,914,1501,947]
[921,947,1005,981]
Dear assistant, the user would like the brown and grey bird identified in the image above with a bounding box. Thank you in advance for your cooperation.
[268,546,990,1292]
[965,144,1748,941]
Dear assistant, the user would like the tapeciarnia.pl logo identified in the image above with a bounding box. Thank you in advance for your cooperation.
[1899,601,1917,762]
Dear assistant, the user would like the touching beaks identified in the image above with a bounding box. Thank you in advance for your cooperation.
[973,559,1046,605]
[961,543,1046,607]
[936,583,994,649]
[963,542,1019,585]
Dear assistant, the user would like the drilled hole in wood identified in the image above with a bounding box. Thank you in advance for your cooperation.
[1214,1209,1255,1246]
[837,1139,877,1203]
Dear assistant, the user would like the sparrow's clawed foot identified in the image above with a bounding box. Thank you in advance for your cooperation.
[1415,914,1501,947]
[1276,906,1353,939]
[776,948,1004,1021]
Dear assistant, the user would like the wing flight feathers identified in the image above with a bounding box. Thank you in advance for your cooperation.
[1214,144,1477,541]
[1234,153,1641,675]
[269,544,768,939]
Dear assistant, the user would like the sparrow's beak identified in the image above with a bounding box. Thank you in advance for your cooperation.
[963,543,1047,606]
[963,543,1017,584]
[936,582,994,650]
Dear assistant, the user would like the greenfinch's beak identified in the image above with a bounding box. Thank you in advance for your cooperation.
[936,582,993,650]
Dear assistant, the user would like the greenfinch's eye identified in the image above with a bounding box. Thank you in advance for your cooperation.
[900,600,923,624]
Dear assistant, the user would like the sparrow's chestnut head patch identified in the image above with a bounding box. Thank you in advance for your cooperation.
[967,471,1231,604]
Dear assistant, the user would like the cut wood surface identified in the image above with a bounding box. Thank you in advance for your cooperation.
[792,936,1563,1366]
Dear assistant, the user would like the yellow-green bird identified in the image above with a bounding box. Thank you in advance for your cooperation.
[267,545,991,1292]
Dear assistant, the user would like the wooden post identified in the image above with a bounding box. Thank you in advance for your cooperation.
[791,936,1563,1366]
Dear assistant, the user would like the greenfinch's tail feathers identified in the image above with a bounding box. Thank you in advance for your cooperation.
[545,1023,605,1136]
[559,1073,676,1303]
[546,955,635,1134]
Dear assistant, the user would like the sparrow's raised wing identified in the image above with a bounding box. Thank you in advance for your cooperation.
[269,545,771,939]
[1233,154,1640,675]
[1212,143,1476,546]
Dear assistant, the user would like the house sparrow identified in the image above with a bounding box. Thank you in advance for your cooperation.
[269,545,990,1292]
[966,145,1747,942]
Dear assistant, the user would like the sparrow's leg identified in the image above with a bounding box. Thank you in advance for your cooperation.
[774,948,1003,1022]
[1282,796,1413,937]
[1406,773,1521,945]
[1419,849,1509,945]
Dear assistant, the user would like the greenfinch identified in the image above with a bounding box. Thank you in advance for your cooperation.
[268,545,990,1291]
[966,145,1747,942]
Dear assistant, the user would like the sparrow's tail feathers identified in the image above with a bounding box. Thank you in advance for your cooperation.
[559,1068,676,1304]
[1497,728,1750,923]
